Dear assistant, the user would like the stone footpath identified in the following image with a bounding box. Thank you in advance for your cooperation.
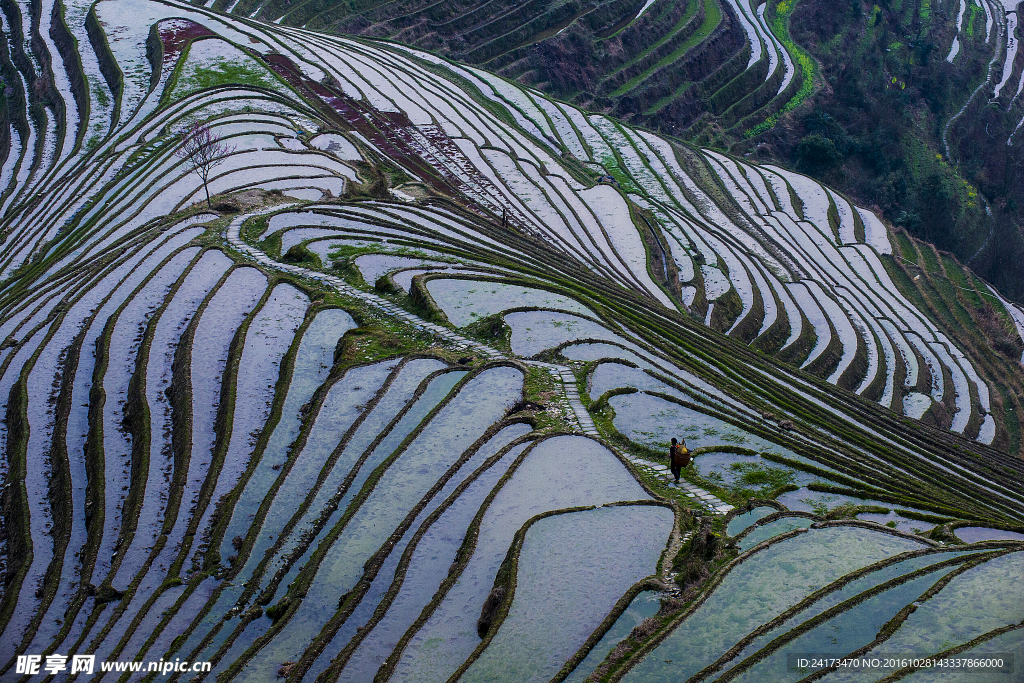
[227,215,733,516]
[528,360,592,434]
[625,457,734,514]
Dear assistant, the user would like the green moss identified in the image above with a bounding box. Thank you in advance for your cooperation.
[724,460,797,498]
[942,255,983,307]
[334,325,427,364]
[896,231,919,263]
[256,230,282,259]
[709,286,743,332]
[281,243,321,270]
[463,313,512,350]
[522,365,572,431]
[166,39,283,100]
[598,152,641,194]
[243,215,270,241]
[264,598,291,622]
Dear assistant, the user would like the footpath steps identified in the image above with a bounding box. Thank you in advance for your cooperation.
[556,366,599,435]
[227,214,733,516]
[527,360,595,435]
[625,456,734,514]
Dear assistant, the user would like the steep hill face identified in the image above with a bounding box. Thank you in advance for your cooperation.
[224,0,778,136]
[0,0,1023,680]
[214,0,784,133]
[1,0,1020,446]
[219,0,1024,303]
[781,0,1024,305]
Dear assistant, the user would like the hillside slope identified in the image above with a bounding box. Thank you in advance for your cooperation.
[208,0,1024,303]
[0,1,1022,681]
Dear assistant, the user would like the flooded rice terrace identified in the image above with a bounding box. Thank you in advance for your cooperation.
[0,0,1022,681]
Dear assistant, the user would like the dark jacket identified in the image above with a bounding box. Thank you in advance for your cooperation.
[670,445,690,468]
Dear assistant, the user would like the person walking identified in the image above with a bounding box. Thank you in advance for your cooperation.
[669,437,690,483]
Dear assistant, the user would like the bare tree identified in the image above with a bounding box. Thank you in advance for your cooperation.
[176,122,233,208]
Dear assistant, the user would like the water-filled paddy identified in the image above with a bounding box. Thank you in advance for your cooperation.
[505,311,622,356]
[250,359,400,558]
[694,451,816,497]
[278,227,350,253]
[218,308,357,559]
[900,627,1024,682]
[282,187,324,201]
[722,549,983,677]
[3,6,1020,678]
[427,279,592,327]
[357,254,450,285]
[623,526,926,682]
[702,264,732,300]
[193,363,463,663]
[588,361,681,400]
[977,414,997,445]
[824,551,1024,681]
[729,567,959,683]
[323,429,534,682]
[270,361,461,593]
[390,436,650,683]
[309,133,360,159]
[857,510,928,535]
[304,238,382,262]
[609,391,784,453]
[954,526,1024,543]
[776,488,878,514]
[276,359,450,550]
[564,591,663,683]
[461,505,673,683]
[166,268,267,578]
[736,516,814,549]
[727,506,779,536]
[184,283,309,573]
[237,367,523,681]
[561,342,654,367]
[392,268,432,292]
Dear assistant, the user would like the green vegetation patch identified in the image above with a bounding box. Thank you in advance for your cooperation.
[166,38,282,100]
[964,2,982,40]
[745,0,816,137]
[610,0,720,98]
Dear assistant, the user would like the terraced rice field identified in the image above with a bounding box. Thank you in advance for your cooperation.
[208,0,816,141]
[0,1,1022,681]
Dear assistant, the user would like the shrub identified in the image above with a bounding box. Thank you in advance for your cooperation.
[796,134,842,172]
